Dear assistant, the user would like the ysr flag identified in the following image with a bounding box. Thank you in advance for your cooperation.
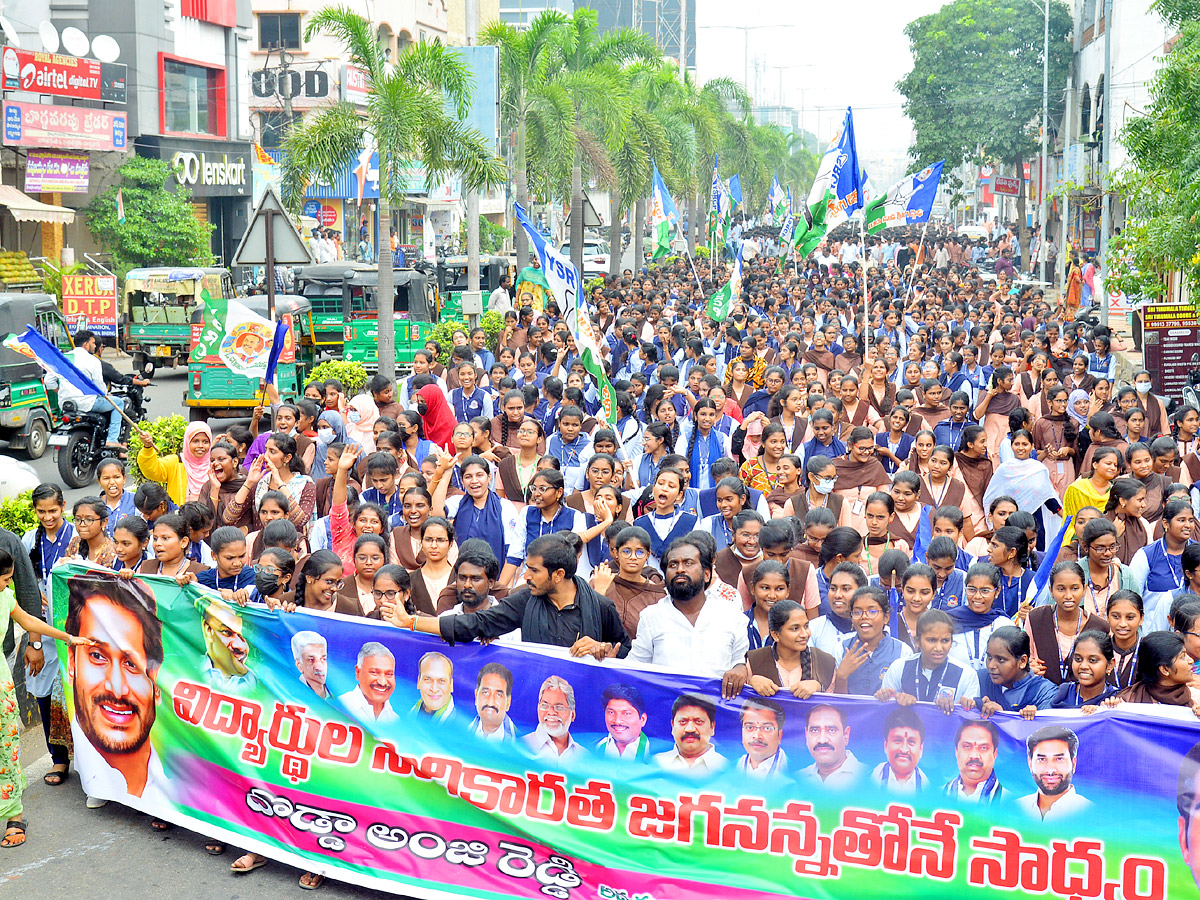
[191,293,289,380]
[794,107,866,256]
[769,175,786,222]
[706,243,743,322]
[514,203,617,424]
[864,160,945,234]
[649,160,679,259]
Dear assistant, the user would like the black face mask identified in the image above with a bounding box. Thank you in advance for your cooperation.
[255,569,280,596]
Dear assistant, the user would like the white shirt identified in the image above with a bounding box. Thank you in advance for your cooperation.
[737,748,789,779]
[522,725,588,763]
[47,346,104,411]
[1016,785,1093,821]
[72,718,172,810]
[488,285,512,314]
[337,686,399,724]
[626,595,749,677]
[807,615,848,660]
[871,762,930,794]
[881,657,980,703]
[444,494,522,565]
[799,750,865,787]
[654,744,727,773]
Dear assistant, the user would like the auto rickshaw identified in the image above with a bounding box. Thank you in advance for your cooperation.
[123,267,234,369]
[342,269,435,370]
[184,294,317,421]
[292,261,376,357]
[0,293,72,458]
[435,255,511,321]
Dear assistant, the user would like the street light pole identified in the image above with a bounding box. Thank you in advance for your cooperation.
[696,24,791,104]
[1098,0,1113,326]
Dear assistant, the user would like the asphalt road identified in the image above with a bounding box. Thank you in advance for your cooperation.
[3,741,385,898]
[27,356,233,507]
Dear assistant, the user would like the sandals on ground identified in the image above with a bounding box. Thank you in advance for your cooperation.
[1,820,26,848]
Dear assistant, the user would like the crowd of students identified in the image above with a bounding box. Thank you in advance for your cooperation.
[1,222,1194,886]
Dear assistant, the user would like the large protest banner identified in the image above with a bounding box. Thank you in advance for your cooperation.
[52,562,1196,900]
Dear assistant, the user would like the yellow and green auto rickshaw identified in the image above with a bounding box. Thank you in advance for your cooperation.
[435,255,511,321]
[0,293,72,458]
[342,268,435,370]
[292,261,376,358]
[184,294,317,422]
[122,267,234,369]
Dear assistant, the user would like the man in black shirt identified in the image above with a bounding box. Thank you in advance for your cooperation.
[392,535,630,660]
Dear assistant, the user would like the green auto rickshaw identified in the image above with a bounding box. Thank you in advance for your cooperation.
[0,293,72,458]
[184,294,317,422]
[435,255,511,321]
[123,267,234,369]
[342,269,435,370]
[293,261,376,358]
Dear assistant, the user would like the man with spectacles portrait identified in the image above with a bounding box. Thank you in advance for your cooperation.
[523,675,587,763]
[736,697,789,779]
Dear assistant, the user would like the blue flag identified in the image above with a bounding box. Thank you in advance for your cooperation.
[1029,514,1073,606]
[864,160,945,234]
[263,318,290,384]
[8,326,104,396]
[728,174,742,207]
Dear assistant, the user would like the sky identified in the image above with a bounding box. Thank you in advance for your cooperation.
[694,0,949,182]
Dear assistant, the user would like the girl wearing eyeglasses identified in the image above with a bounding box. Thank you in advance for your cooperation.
[832,586,908,697]
[63,498,115,568]
[590,526,664,640]
[947,562,1015,670]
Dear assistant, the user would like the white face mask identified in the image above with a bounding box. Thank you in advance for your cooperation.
[814,476,836,495]
[1135,382,1152,394]
[317,427,334,442]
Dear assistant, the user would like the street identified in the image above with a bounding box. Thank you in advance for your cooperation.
[27,358,229,508]
[3,740,388,899]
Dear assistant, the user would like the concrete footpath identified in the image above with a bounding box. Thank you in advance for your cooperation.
[1,744,388,898]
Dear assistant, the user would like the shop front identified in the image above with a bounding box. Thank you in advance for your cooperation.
[137,136,252,266]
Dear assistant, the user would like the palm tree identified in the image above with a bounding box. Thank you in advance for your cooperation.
[482,13,570,269]
[545,9,659,278]
[280,6,505,379]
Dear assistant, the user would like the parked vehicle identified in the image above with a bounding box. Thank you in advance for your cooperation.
[184,294,316,421]
[52,366,152,488]
[292,261,376,357]
[435,255,512,320]
[122,267,235,369]
[0,293,72,459]
[342,269,435,370]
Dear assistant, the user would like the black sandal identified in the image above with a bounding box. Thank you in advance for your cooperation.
[43,764,69,786]
[1,820,25,849]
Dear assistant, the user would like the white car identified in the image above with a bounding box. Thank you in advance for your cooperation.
[582,239,611,277]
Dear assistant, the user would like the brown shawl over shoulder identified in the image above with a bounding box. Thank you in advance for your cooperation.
[746,645,837,692]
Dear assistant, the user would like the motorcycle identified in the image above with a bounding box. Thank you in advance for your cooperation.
[52,365,153,488]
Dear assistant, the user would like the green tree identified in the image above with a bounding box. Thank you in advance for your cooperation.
[482,12,571,267]
[1109,0,1200,303]
[280,6,506,379]
[85,157,215,277]
[897,0,1072,254]
[457,215,512,255]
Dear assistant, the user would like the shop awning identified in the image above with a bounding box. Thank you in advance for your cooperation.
[0,185,75,225]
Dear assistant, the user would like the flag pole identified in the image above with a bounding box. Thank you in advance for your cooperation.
[860,211,870,370]
[907,220,930,301]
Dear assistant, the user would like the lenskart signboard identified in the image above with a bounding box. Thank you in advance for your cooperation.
[1,46,127,103]
[139,138,250,198]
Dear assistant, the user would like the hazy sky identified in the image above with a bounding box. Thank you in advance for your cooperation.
[694,0,949,166]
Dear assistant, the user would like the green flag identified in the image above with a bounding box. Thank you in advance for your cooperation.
[706,244,743,322]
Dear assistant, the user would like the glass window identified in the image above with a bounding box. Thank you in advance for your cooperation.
[259,13,301,50]
[258,111,300,149]
[163,60,215,135]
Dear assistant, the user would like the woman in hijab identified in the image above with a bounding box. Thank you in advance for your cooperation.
[416,383,457,451]
[314,409,350,461]
[345,394,379,454]
[1066,388,1092,466]
[135,421,212,506]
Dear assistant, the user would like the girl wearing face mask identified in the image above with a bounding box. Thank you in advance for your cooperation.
[1133,369,1168,437]
[314,411,350,462]
[344,394,380,453]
